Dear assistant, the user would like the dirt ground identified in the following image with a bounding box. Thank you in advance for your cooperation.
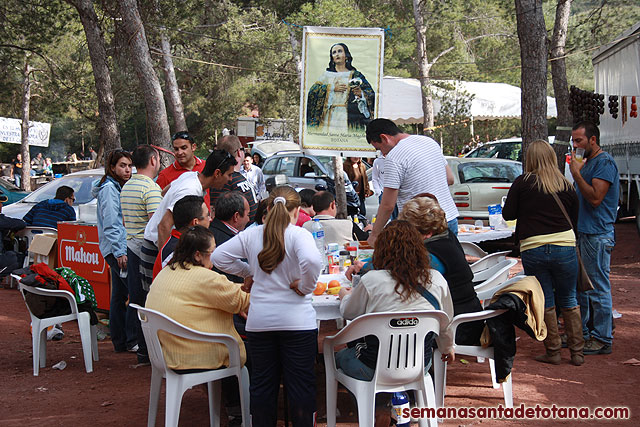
[0,220,638,426]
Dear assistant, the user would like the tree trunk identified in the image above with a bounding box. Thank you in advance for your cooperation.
[412,0,435,133]
[515,0,549,163]
[118,0,172,157]
[67,0,121,162]
[159,30,187,132]
[286,24,302,77]
[550,0,573,171]
[20,58,32,192]
[333,156,347,219]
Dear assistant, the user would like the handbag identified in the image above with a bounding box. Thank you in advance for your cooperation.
[550,192,594,292]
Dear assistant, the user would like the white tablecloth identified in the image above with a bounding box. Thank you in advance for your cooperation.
[311,273,349,322]
[312,294,342,321]
[457,228,514,243]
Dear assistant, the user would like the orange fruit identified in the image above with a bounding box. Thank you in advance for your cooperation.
[328,280,341,288]
[313,282,327,295]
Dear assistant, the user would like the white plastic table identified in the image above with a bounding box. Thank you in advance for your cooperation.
[311,273,350,328]
[457,227,514,243]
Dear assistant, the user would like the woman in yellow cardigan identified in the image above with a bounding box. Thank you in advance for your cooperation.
[146,225,250,371]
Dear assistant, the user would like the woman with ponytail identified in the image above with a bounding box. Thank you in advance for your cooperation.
[212,186,322,427]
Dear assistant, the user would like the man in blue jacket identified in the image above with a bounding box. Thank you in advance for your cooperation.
[23,186,76,228]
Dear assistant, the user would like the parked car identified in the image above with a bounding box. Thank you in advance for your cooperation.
[261,151,378,221]
[0,179,29,205]
[250,140,301,163]
[2,168,104,223]
[446,157,522,220]
[465,136,557,162]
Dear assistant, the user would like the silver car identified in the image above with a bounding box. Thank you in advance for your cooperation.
[2,168,104,223]
[446,157,522,220]
[261,152,378,221]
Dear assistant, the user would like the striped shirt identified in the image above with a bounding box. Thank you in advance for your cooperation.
[210,172,257,223]
[23,199,76,229]
[384,134,459,221]
[121,174,162,239]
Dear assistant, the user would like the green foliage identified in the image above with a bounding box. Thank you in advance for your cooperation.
[433,81,475,155]
[1,0,639,164]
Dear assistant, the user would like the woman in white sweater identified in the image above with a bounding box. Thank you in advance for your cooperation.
[212,186,323,427]
[337,220,455,381]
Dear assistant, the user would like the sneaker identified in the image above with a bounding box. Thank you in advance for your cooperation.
[47,326,64,341]
[127,344,139,353]
[583,338,612,355]
[136,353,150,365]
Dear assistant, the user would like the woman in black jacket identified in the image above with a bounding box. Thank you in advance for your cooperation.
[399,195,484,345]
[502,140,583,366]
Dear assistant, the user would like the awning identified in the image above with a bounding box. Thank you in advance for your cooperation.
[379,77,557,124]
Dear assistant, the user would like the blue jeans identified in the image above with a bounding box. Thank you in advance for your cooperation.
[577,231,615,345]
[335,346,375,381]
[246,330,317,427]
[447,218,459,236]
[334,336,435,382]
[521,244,578,308]
[127,248,148,356]
[105,254,137,351]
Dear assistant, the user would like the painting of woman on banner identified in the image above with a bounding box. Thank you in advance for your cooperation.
[306,43,375,132]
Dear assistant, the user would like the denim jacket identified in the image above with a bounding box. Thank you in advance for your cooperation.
[92,176,127,258]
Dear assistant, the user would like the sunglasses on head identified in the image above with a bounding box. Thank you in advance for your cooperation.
[213,151,234,172]
[172,131,194,142]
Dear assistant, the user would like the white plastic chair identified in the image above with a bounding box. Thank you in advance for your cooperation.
[470,251,512,275]
[434,309,512,409]
[460,241,488,259]
[473,257,518,284]
[14,277,98,376]
[7,227,58,288]
[323,310,450,427]
[16,226,58,267]
[475,273,526,303]
[131,304,250,427]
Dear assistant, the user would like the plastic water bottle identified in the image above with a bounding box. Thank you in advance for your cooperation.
[391,392,411,427]
[311,219,327,269]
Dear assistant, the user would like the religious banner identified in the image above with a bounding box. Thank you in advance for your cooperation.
[299,26,384,156]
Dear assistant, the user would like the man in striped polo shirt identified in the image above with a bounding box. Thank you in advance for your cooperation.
[365,118,458,245]
[121,144,162,364]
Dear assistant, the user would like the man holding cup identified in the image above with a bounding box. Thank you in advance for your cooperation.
[569,121,619,355]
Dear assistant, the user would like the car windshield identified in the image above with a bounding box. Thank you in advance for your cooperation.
[312,156,335,178]
[467,144,502,158]
[468,142,522,161]
[0,179,20,191]
[458,162,522,183]
[21,175,100,204]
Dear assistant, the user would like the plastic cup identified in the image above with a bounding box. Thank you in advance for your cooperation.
[574,148,585,162]
[474,220,483,230]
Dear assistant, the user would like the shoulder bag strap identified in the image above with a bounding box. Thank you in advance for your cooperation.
[417,286,441,311]
[550,192,574,232]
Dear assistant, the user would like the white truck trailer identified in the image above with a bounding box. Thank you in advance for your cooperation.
[592,21,640,234]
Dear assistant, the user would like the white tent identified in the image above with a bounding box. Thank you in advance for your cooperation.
[379,76,557,124]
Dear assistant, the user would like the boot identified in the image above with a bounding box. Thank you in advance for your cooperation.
[536,307,562,364]
[561,306,585,366]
